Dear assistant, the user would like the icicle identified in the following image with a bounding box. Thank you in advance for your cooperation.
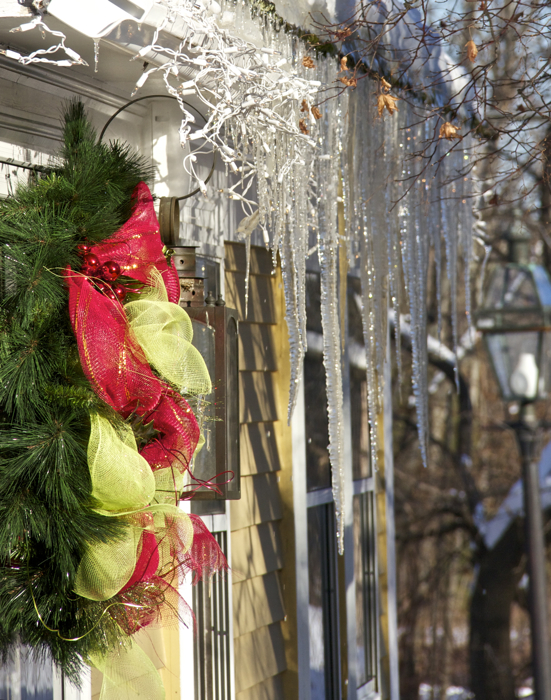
[315,58,346,553]
[461,145,475,329]
[441,145,460,389]
[113,1,480,547]
[357,80,381,471]
[385,97,404,391]
[93,39,100,73]
[401,103,430,467]
[425,121,443,341]
[244,234,251,317]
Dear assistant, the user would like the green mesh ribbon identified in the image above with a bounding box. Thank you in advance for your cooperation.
[125,272,212,396]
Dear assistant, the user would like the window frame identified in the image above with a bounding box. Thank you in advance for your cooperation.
[179,505,236,700]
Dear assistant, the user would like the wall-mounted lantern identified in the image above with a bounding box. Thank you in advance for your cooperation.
[168,242,240,501]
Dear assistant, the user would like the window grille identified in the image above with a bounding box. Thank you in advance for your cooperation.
[354,492,378,687]
[192,531,231,700]
[308,503,341,700]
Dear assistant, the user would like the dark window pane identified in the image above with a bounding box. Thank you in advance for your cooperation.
[308,504,341,700]
[347,276,364,345]
[304,271,331,491]
[350,366,371,481]
[196,256,220,300]
[348,276,371,480]
[305,353,331,491]
[353,493,378,687]
[306,272,323,334]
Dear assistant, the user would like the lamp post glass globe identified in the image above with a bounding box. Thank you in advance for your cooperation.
[477,262,551,403]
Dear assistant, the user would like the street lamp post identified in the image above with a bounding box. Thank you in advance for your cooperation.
[477,221,551,700]
[516,402,551,700]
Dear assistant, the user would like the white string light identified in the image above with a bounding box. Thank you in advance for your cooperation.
[127,0,320,217]
[2,16,87,66]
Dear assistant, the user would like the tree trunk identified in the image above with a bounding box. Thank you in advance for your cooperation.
[399,549,422,700]
[540,125,551,271]
[469,519,525,700]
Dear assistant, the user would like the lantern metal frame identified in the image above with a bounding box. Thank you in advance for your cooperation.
[169,244,240,501]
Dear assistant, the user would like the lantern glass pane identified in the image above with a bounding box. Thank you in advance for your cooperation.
[485,267,538,310]
[189,320,217,494]
[486,331,540,400]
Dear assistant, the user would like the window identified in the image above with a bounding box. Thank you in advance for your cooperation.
[301,272,379,699]
[308,504,341,700]
[0,646,53,700]
[304,351,331,492]
[191,528,232,700]
[0,647,92,700]
[353,492,378,689]
[348,275,379,697]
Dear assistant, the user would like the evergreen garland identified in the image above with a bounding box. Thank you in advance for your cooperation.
[0,101,153,680]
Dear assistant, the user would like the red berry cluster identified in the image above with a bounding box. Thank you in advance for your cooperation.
[77,243,126,302]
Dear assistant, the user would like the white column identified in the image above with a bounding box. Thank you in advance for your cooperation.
[292,376,311,700]
[383,346,400,700]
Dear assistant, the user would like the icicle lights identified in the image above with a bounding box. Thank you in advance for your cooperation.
[1,0,475,551]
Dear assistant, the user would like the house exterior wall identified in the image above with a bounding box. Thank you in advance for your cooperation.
[225,242,288,700]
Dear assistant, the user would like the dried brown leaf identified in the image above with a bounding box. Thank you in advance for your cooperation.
[340,56,348,72]
[465,39,478,62]
[378,94,399,117]
[311,106,322,120]
[381,77,392,93]
[300,99,310,114]
[339,76,357,88]
[302,56,315,69]
[335,27,352,41]
[439,122,461,140]
[299,119,309,135]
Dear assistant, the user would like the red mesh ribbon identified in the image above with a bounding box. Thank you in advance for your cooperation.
[114,576,190,636]
[65,271,161,415]
[139,391,199,474]
[121,515,226,592]
[186,514,228,581]
[89,182,180,304]
[120,531,160,594]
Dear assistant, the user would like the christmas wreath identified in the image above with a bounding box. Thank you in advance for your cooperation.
[0,102,225,698]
